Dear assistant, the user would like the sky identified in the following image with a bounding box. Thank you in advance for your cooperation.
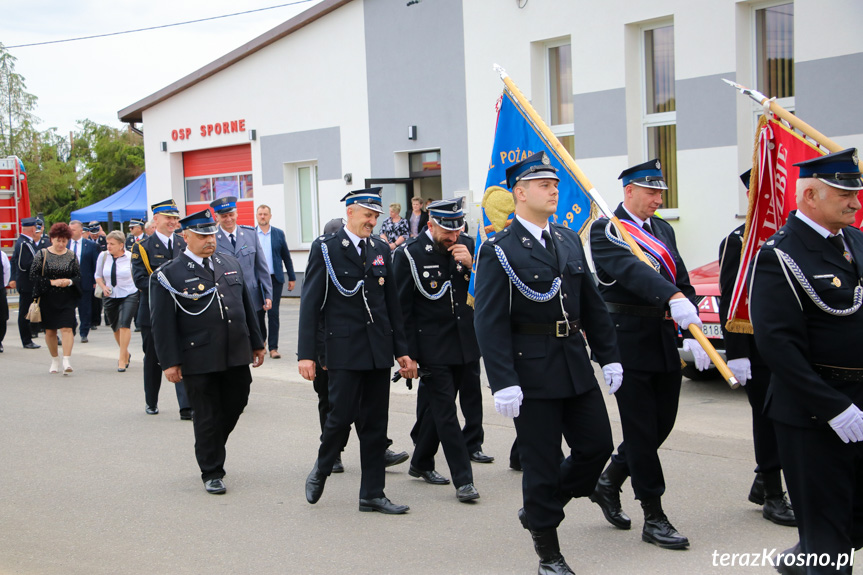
[2,0,325,137]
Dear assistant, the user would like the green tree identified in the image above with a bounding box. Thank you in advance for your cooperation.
[0,42,39,157]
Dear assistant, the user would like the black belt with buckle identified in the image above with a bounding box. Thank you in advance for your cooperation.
[606,302,671,320]
[513,319,582,337]
[813,364,863,383]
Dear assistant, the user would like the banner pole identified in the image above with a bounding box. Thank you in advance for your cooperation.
[494,64,739,389]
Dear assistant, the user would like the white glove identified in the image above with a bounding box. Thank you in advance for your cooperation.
[726,358,751,386]
[494,385,524,419]
[601,363,623,395]
[669,297,702,330]
[829,404,863,444]
[682,339,710,371]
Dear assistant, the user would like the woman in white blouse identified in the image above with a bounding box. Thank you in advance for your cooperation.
[95,231,140,372]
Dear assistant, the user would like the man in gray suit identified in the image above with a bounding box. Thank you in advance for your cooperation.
[210,196,273,338]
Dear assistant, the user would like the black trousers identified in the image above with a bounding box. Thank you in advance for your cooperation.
[184,365,252,481]
[316,368,390,499]
[141,326,190,411]
[17,290,35,345]
[610,368,681,500]
[515,388,613,532]
[312,359,351,449]
[746,364,781,474]
[775,420,863,574]
[410,363,475,488]
[262,275,283,351]
[0,289,8,344]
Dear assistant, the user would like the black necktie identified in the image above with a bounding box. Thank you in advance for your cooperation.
[202,257,214,280]
[541,230,557,261]
[828,234,852,262]
[167,237,173,258]
[229,233,236,248]
[358,239,367,264]
[110,256,118,287]
[642,221,652,234]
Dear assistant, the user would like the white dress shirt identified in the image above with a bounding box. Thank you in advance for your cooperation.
[515,215,551,247]
[94,250,136,298]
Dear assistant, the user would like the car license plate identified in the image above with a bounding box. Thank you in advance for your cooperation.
[702,323,722,339]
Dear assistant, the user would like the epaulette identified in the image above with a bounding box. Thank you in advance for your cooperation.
[762,229,788,249]
[239,224,255,230]
[318,232,340,243]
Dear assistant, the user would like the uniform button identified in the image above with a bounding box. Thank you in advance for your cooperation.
[227,320,232,323]
[457,316,461,320]
[190,342,194,346]
[224,306,228,310]
[367,321,371,325]
[517,352,522,357]
[534,275,539,279]
[563,293,568,298]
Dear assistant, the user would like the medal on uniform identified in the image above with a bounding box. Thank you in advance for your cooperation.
[464,274,470,281]
[456,263,463,272]
[833,277,842,287]
[423,271,430,278]
[379,277,385,286]
[198,284,205,290]
[430,281,438,289]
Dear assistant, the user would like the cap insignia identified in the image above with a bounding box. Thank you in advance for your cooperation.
[541,153,550,166]
[854,151,859,166]
[655,160,661,169]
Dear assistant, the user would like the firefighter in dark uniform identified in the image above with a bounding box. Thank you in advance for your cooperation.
[10,217,41,348]
[474,152,623,575]
[88,223,107,328]
[150,208,265,494]
[298,188,415,515]
[35,219,51,250]
[125,219,146,251]
[393,197,480,503]
[718,169,795,527]
[131,199,192,418]
[587,158,709,550]
[749,148,863,575]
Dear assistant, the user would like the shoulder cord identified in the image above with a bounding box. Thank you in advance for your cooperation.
[604,219,662,274]
[17,241,35,271]
[321,242,373,323]
[493,244,568,319]
[774,248,863,316]
[404,247,454,314]
[154,270,224,318]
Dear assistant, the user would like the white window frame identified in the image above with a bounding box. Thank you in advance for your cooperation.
[295,163,319,248]
[640,20,678,217]
[545,38,574,156]
[750,0,795,131]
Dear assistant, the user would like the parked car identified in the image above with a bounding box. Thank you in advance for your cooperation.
[677,260,725,380]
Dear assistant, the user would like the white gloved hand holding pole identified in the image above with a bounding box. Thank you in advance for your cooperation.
[601,362,623,394]
[829,404,863,444]
[494,385,524,419]
[669,297,702,330]
[682,339,711,371]
[726,358,751,386]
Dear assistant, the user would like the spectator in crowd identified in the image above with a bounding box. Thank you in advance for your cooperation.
[95,231,139,372]
[406,197,429,239]
[379,202,409,252]
[31,222,81,374]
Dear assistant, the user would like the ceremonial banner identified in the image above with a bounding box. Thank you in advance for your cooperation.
[725,116,825,333]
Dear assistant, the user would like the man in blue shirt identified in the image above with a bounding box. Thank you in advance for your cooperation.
[255,205,295,358]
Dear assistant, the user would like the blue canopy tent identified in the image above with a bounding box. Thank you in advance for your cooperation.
[70,172,148,223]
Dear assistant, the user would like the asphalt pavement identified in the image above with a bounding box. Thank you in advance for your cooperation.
[1,299,855,574]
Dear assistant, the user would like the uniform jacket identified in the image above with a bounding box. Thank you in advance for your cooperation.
[393,231,480,365]
[749,213,863,428]
[718,224,763,365]
[125,233,145,251]
[11,235,38,292]
[74,238,101,292]
[265,225,296,284]
[131,232,187,328]
[297,228,409,371]
[215,225,273,310]
[588,203,696,372]
[149,252,264,376]
[36,235,51,250]
[474,218,620,398]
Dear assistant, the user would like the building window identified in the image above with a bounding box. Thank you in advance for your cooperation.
[547,41,574,158]
[297,164,319,244]
[642,23,677,209]
[185,172,253,205]
[756,2,794,100]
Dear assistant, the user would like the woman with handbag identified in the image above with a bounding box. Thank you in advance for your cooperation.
[94,231,139,372]
[30,222,81,374]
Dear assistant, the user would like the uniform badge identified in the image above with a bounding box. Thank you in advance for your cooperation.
[131,253,139,259]
[369,239,374,247]
[456,263,463,272]
[187,262,195,269]
[766,240,775,246]
[425,244,433,252]
[833,277,842,287]
[464,274,470,281]
[372,255,385,266]
[430,281,438,289]
[342,239,349,247]
[378,277,385,286]
[423,271,430,278]
[198,284,205,291]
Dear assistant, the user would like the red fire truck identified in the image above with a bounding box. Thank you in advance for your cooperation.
[0,156,32,250]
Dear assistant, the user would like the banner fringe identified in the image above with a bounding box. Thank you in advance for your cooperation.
[725,318,754,335]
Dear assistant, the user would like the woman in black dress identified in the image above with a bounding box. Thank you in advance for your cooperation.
[30,222,81,374]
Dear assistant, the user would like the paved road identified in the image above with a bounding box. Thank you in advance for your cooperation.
[1,300,852,574]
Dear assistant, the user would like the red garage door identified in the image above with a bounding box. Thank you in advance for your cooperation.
[183,144,255,226]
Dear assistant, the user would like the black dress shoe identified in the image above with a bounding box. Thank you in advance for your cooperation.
[23,342,41,349]
[470,450,495,464]
[640,498,689,549]
[80,336,88,343]
[204,478,226,494]
[408,465,450,485]
[456,483,480,502]
[134,327,141,332]
[179,408,193,421]
[384,448,409,468]
[358,496,409,514]
[509,459,522,471]
[145,406,159,415]
[90,326,98,331]
[0,342,4,352]
[774,542,806,575]
[305,461,327,504]
[748,472,765,505]
[332,456,344,473]
[589,463,632,529]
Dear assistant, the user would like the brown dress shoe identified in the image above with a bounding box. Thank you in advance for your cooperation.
[270,350,282,359]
